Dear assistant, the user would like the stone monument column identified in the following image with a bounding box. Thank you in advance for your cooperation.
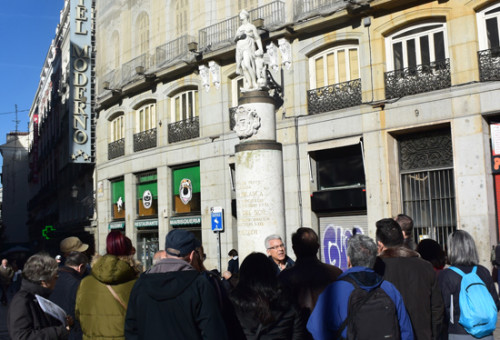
[233,9,286,258]
[234,91,285,259]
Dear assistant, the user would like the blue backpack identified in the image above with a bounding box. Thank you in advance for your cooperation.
[449,266,498,338]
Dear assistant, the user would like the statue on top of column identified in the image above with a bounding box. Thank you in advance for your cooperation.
[235,9,266,91]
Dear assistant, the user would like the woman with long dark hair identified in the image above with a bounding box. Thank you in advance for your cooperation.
[438,230,500,339]
[75,231,141,340]
[230,252,307,339]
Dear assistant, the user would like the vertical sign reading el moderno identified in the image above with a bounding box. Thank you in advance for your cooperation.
[69,0,92,162]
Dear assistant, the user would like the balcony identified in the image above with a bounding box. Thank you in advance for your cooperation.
[229,107,237,131]
[384,59,451,100]
[108,138,125,160]
[156,34,192,68]
[122,53,151,84]
[307,79,362,114]
[199,1,286,52]
[294,0,346,22]
[133,128,157,152]
[478,48,500,82]
[100,69,121,96]
[168,117,199,143]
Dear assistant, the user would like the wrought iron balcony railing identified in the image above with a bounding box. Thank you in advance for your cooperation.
[229,107,237,131]
[478,48,500,82]
[199,1,285,51]
[307,78,362,115]
[384,59,451,100]
[122,53,151,84]
[294,0,346,22]
[168,116,200,143]
[133,128,157,152]
[108,138,125,160]
[156,34,192,68]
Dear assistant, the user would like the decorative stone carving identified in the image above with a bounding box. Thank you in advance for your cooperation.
[199,65,210,92]
[278,38,292,70]
[209,61,221,89]
[234,106,261,139]
[266,42,279,72]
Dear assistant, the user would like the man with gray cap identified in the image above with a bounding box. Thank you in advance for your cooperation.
[125,229,228,339]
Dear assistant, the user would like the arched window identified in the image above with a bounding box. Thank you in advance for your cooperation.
[137,13,150,55]
[136,103,156,132]
[110,115,124,142]
[175,0,188,37]
[477,2,500,50]
[170,89,199,123]
[477,3,500,81]
[108,114,125,160]
[112,32,120,69]
[309,45,360,89]
[385,22,448,71]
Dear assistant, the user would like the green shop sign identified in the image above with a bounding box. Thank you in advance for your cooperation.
[108,222,125,230]
[134,219,159,228]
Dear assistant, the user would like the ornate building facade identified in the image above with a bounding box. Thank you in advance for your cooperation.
[95,0,500,270]
[27,0,96,252]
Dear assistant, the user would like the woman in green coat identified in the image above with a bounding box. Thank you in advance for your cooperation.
[75,231,141,340]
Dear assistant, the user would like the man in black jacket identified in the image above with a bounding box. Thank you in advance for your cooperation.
[125,229,228,340]
[374,218,445,340]
[49,251,88,340]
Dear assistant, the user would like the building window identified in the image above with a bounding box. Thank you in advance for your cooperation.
[112,31,120,69]
[309,142,366,213]
[136,171,158,218]
[111,178,125,220]
[136,103,156,133]
[399,128,456,245]
[133,103,157,152]
[384,22,451,99]
[170,90,198,123]
[238,0,258,12]
[477,3,500,81]
[168,89,199,143]
[137,13,150,55]
[477,3,500,51]
[172,165,201,215]
[110,115,124,142]
[175,0,188,37]
[308,45,362,114]
[386,22,448,71]
[108,114,125,160]
[309,45,360,89]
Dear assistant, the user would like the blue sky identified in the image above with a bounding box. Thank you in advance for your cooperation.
[0,1,64,175]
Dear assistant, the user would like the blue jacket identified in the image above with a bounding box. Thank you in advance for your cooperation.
[307,266,414,340]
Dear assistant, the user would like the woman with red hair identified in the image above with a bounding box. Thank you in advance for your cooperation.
[75,231,141,340]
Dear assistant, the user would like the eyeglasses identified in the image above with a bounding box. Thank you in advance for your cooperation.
[267,244,285,250]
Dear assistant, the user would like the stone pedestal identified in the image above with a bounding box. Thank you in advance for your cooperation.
[234,91,285,259]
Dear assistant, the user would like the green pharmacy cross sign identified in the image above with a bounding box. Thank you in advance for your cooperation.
[42,225,56,240]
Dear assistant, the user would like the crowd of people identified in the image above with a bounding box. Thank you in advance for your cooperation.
[3,215,500,339]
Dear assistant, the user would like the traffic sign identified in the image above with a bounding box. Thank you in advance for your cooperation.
[211,207,224,232]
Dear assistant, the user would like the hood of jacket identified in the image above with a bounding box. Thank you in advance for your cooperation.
[140,258,200,301]
[379,246,420,259]
[20,279,53,298]
[91,254,137,285]
[338,266,383,291]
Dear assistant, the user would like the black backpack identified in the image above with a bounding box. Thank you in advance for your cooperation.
[335,275,401,340]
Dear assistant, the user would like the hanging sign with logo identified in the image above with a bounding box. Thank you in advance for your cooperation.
[142,190,153,209]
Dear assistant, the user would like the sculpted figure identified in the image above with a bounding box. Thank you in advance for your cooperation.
[235,10,264,91]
